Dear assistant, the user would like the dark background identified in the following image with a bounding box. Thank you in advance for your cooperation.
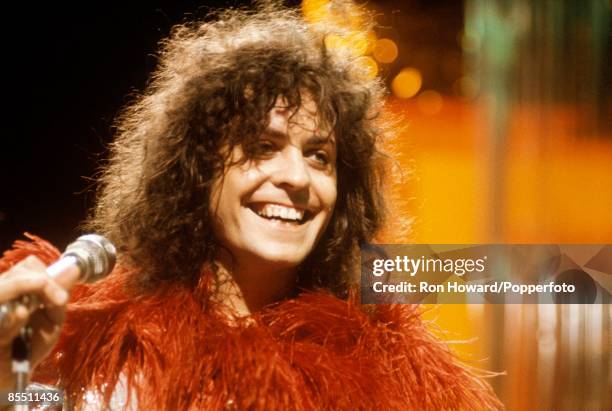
[0,1,301,251]
[0,0,465,252]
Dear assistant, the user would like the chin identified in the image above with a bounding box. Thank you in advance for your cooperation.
[246,245,309,269]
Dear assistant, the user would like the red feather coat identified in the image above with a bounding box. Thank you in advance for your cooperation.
[1,235,503,410]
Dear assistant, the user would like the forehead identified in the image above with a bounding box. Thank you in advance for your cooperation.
[267,95,333,141]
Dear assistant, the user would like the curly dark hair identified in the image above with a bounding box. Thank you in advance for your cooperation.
[85,5,388,296]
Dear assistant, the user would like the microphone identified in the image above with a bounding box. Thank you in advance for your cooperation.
[0,234,116,327]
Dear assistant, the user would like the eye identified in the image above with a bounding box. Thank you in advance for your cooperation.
[308,150,331,167]
[253,139,277,157]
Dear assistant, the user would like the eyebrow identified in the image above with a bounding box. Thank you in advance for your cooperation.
[262,127,335,146]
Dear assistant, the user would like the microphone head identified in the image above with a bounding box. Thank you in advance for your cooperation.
[63,234,117,282]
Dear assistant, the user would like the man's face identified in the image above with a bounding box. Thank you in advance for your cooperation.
[210,97,337,272]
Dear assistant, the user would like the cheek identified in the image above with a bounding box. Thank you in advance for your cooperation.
[317,174,338,214]
[209,164,266,227]
[242,165,266,186]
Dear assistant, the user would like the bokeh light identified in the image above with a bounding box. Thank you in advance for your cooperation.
[355,56,378,79]
[347,31,372,55]
[305,0,374,57]
[302,0,366,29]
[302,0,330,24]
[391,68,423,99]
[324,34,343,51]
[373,38,398,64]
[325,31,375,56]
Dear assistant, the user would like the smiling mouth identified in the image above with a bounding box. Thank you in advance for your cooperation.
[247,203,313,225]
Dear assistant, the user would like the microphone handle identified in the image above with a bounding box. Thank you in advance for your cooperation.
[0,255,79,328]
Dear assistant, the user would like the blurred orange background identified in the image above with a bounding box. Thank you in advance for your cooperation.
[387,97,611,411]
[303,0,611,409]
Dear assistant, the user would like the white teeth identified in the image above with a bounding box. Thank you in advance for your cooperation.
[256,204,305,222]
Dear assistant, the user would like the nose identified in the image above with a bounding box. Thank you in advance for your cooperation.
[269,147,311,191]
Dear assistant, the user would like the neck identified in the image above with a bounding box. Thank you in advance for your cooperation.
[213,252,297,318]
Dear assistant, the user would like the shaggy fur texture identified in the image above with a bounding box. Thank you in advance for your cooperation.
[1,235,503,410]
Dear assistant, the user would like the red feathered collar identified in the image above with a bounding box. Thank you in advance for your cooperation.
[2,235,503,410]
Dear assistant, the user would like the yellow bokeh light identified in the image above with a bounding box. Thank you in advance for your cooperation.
[324,34,343,50]
[417,90,444,115]
[346,31,373,56]
[373,38,398,64]
[364,31,378,54]
[355,56,378,79]
[391,68,422,99]
[303,0,375,57]
[302,0,366,29]
[324,31,375,57]
[302,0,330,24]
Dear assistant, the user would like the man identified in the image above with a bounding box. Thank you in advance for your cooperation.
[1,4,502,410]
